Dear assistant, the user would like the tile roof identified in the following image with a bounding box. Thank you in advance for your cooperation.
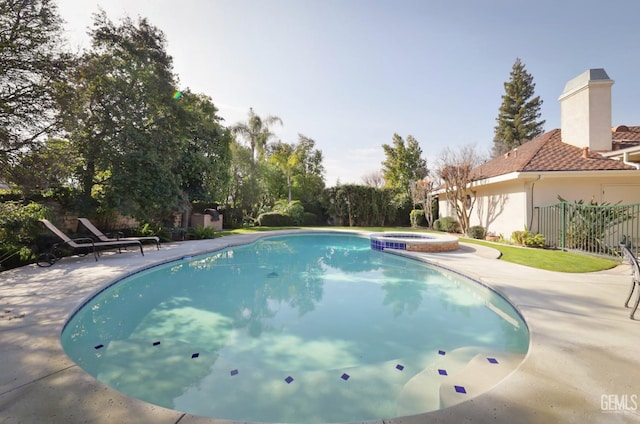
[471,128,639,181]
[612,125,640,149]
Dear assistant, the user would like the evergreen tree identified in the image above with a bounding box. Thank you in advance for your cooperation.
[492,58,545,156]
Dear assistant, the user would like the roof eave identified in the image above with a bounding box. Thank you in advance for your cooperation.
[481,169,640,182]
[602,145,640,157]
[433,169,640,194]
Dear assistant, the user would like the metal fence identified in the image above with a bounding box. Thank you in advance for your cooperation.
[536,201,640,258]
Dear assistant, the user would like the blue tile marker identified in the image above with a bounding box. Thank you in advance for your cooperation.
[438,350,446,355]
[454,385,467,394]
[285,376,294,384]
[230,369,239,376]
[396,364,405,371]
[438,369,448,376]
[341,373,350,381]
[487,357,499,364]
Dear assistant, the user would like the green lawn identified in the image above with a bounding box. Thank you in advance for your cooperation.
[460,237,620,273]
[212,226,620,273]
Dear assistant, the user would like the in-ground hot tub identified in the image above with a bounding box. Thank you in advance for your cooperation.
[370,232,459,252]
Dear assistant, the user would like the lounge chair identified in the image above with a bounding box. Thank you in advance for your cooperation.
[77,218,160,250]
[38,219,143,264]
[620,238,640,320]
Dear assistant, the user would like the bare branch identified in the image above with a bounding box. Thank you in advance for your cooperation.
[436,145,483,233]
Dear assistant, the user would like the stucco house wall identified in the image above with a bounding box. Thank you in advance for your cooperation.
[438,172,640,238]
[437,179,528,237]
[471,179,527,236]
[531,174,640,206]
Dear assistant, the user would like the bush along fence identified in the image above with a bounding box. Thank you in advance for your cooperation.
[536,200,640,258]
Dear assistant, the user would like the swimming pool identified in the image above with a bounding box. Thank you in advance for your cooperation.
[61,233,529,423]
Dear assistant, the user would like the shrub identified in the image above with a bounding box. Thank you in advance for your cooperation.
[322,185,400,226]
[139,223,161,237]
[523,233,546,248]
[188,225,216,240]
[511,230,526,245]
[256,212,294,226]
[0,189,24,202]
[0,201,49,270]
[272,200,305,225]
[302,212,318,226]
[410,209,425,228]
[433,216,460,233]
[558,196,633,255]
[287,202,305,225]
[467,225,486,239]
[151,227,171,242]
[511,228,546,248]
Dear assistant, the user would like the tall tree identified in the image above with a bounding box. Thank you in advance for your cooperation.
[6,137,79,196]
[267,134,325,203]
[58,51,113,204]
[492,58,545,156]
[410,177,436,227]
[290,134,325,203]
[381,134,427,200]
[437,145,483,234]
[269,140,296,202]
[173,90,232,203]
[231,108,282,162]
[226,140,260,225]
[0,0,71,175]
[60,11,183,222]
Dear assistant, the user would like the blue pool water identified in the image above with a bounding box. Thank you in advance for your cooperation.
[61,233,529,423]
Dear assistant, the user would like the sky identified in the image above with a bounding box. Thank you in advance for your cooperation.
[54,0,640,187]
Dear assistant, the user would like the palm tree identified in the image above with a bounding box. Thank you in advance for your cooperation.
[231,107,283,162]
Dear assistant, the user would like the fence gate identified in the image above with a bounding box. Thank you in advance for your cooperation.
[536,201,640,258]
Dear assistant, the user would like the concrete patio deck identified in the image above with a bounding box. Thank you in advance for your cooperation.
[0,230,638,423]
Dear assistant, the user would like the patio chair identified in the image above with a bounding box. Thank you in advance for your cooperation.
[38,219,143,266]
[619,238,640,320]
[77,218,160,249]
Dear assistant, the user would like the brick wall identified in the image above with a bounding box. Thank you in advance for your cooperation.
[406,240,458,252]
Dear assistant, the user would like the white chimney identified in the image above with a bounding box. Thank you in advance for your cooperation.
[558,69,614,152]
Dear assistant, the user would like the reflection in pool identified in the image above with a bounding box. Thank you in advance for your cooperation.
[62,233,529,423]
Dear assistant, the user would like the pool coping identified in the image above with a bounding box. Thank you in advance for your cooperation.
[1,229,639,423]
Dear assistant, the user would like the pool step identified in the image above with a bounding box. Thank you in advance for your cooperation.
[396,346,484,416]
[438,351,525,409]
[396,347,525,417]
